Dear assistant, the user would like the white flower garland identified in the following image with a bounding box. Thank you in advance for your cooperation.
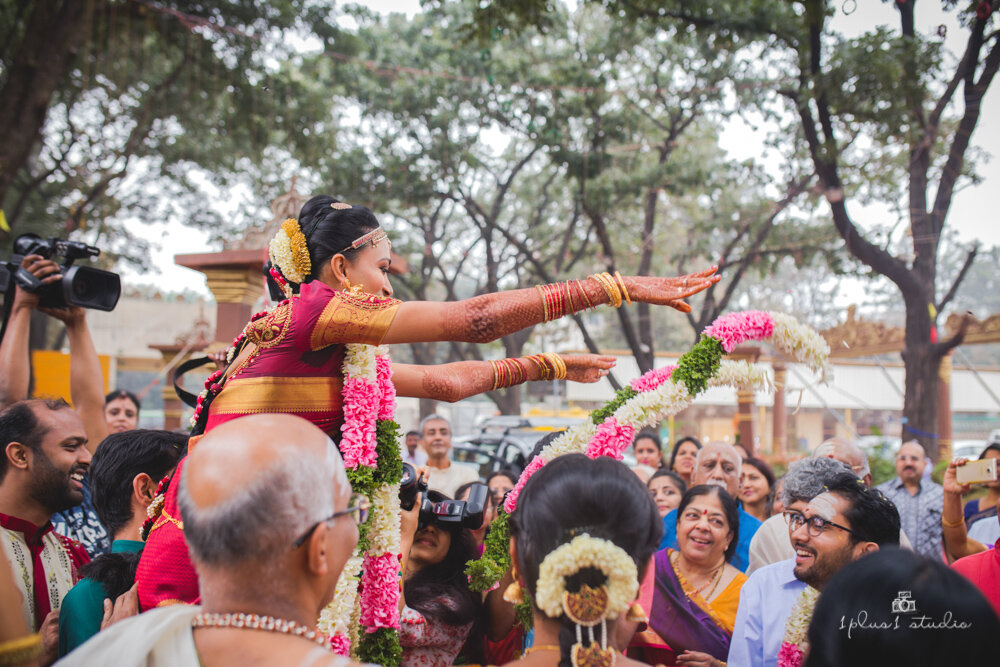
[534,534,638,620]
[368,483,402,555]
[320,553,364,638]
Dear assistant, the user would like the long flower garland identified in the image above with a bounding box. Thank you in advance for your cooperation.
[467,309,830,594]
[319,344,404,666]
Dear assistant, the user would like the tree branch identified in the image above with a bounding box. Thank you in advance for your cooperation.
[936,246,979,313]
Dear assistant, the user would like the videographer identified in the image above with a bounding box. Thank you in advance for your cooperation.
[399,479,484,666]
[0,253,112,558]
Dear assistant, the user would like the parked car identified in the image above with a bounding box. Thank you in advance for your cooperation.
[451,415,640,480]
[952,439,990,461]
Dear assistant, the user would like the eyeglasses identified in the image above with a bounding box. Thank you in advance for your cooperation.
[783,510,866,541]
[293,494,370,548]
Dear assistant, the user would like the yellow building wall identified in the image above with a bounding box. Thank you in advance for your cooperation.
[31,350,110,405]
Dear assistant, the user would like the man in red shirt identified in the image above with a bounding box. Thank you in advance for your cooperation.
[0,399,92,662]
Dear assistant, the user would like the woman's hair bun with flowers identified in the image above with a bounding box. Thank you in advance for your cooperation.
[264,195,384,300]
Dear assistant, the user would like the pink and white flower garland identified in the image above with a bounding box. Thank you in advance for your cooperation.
[321,344,402,660]
[503,310,828,514]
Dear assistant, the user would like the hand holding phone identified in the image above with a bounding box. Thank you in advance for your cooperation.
[955,457,998,486]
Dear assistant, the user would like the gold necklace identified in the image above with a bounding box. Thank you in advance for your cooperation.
[522,645,561,658]
[191,612,327,647]
[672,551,722,596]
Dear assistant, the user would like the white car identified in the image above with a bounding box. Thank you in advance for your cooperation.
[952,440,989,461]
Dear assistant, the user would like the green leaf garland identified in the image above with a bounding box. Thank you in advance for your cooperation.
[670,335,724,396]
[590,386,638,424]
[466,507,512,592]
[358,626,403,667]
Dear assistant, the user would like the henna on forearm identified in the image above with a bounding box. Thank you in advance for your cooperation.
[396,356,558,402]
[441,281,609,344]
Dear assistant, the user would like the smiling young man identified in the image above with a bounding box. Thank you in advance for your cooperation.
[0,399,92,663]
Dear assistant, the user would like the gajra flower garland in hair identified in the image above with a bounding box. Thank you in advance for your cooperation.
[467,309,831,596]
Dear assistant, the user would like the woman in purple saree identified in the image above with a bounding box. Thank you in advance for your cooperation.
[630,485,747,666]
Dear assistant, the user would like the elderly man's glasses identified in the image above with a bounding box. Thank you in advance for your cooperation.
[293,494,370,548]
[783,510,866,541]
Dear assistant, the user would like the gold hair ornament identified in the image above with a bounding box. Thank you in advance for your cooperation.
[337,228,390,256]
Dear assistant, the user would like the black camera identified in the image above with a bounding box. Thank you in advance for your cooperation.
[0,234,121,312]
[400,462,429,511]
[418,484,489,531]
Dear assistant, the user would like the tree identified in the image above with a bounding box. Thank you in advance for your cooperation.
[470,0,995,458]
[0,1,349,260]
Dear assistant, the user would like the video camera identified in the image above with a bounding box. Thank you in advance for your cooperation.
[400,462,489,531]
[0,234,121,312]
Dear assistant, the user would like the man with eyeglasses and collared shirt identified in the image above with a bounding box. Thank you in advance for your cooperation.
[875,440,944,559]
[728,471,901,667]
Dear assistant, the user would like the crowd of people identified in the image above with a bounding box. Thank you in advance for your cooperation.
[1,197,997,666]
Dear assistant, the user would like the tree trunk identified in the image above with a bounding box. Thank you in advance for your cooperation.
[490,385,522,415]
[900,292,941,458]
[0,1,100,212]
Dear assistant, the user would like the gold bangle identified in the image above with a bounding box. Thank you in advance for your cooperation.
[614,271,631,305]
[0,633,43,666]
[542,353,567,380]
[535,285,550,322]
[942,516,964,528]
[564,281,576,314]
[589,273,622,308]
[576,280,594,310]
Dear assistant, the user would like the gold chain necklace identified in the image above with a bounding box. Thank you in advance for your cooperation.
[671,550,723,597]
[191,612,327,647]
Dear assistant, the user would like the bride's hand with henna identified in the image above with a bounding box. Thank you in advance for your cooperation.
[562,355,617,383]
[624,266,720,312]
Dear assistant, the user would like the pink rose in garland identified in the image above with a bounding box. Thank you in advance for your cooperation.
[360,552,401,630]
[586,417,636,460]
[502,455,546,514]
[340,378,379,468]
[702,310,774,353]
[375,355,396,421]
[330,634,351,657]
[630,365,677,393]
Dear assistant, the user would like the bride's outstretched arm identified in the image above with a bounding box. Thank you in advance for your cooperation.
[392,354,617,402]
[381,267,719,346]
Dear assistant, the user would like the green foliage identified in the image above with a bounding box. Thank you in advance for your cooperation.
[515,598,534,631]
[374,420,404,486]
[346,466,375,499]
[671,336,724,397]
[358,626,403,667]
[868,455,897,487]
[591,386,639,425]
[466,507,512,591]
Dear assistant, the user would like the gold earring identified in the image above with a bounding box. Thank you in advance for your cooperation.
[625,602,647,624]
[503,580,525,604]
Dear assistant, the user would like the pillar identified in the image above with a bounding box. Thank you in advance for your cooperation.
[737,389,755,456]
[773,362,787,457]
[175,249,267,345]
[937,352,953,462]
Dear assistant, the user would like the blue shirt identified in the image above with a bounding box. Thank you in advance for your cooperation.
[727,558,806,667]
[50,475,111,558]
[659,504,762,572]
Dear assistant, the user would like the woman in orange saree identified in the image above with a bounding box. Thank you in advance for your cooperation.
[136,195,719,611]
